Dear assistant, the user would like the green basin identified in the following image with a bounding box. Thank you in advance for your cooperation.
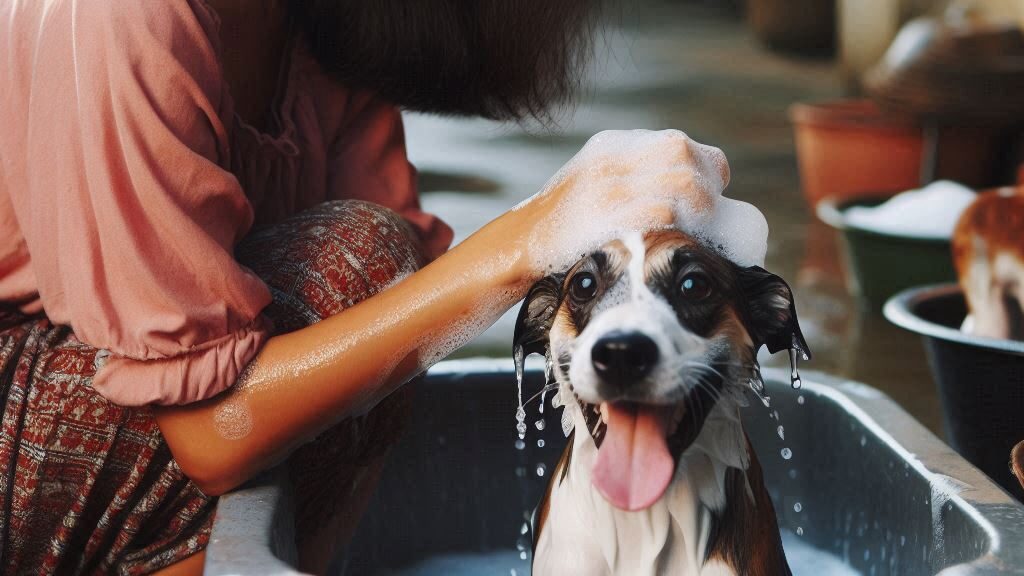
[817,194,957,310]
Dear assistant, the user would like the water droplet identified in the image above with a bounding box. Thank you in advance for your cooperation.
[777,425,785,440]
[796,526,804,536]
[794,502,803,512]
[515,466,526,478]
[797,395,805,405]
[520,551,528,561]
[788,348,802,389]
[536,463,547,477]
[537,439,546,448]
[511,570,518,576]
[514,439,526,450]
[535,419,546,431]
[514,348,527,439]
[860,435,867,447]
[516,536,529,551]
[748,368,771,408]
[781,447,793,460]
[561,409,573,437]
[788,468,798,480]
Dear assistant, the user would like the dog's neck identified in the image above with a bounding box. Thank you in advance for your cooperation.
[534,394,754,576]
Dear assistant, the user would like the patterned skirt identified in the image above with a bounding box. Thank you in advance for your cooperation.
[0,201,424,575]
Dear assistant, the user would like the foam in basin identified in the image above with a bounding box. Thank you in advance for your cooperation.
[843,180,976,239]
[523,129,768,270]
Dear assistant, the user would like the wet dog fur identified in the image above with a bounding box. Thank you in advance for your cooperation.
[952,186,1024,342]
[515,230,809,575]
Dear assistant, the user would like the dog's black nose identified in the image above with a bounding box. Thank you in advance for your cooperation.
[591,331,659,387]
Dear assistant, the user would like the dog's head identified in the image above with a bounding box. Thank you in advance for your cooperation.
[514,230,809,511]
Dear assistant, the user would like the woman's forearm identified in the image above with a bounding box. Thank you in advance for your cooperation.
[155,209,538,496]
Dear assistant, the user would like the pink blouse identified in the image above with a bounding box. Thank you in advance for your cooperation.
[0,0,452,406]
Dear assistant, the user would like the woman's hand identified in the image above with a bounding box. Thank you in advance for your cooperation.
[503,129,732,277]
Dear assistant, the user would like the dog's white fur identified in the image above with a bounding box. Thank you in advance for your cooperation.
[533,399,747,576]
[961,236,1024,339]
[533,234,751,576]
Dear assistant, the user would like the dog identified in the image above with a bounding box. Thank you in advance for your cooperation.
[952,186,1024,342]
[514,229,809,575]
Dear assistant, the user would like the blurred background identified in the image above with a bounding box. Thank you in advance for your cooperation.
[405,0,1024,440]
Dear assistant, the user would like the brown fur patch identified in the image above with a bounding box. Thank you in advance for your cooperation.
[1012,440,1024,493]
[952,187,1024,277]
[705,438,792,575]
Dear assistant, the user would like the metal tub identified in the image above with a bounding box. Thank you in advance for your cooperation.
[205,360,1024,575]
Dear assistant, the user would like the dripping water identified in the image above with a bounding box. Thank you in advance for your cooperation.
[514,347,527,439]
[748,364,771,407]
[511,345,532,569]
[788,348,802,390]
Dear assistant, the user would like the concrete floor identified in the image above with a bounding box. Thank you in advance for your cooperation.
[404,1,943,435]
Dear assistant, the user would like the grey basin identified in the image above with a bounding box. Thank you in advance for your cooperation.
[205,359,1024,575]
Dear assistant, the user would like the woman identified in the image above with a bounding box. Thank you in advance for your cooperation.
[0,0,694,573]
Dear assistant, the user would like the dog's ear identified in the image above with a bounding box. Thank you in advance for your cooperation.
[738,266,811,360]
[513,275,565,359]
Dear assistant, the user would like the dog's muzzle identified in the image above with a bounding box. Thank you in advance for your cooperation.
[591,330,660,390]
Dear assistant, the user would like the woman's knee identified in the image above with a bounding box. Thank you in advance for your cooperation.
[237,200,426,329]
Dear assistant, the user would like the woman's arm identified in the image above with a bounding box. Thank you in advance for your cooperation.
[155,129,715,496]
[154,208,534,496]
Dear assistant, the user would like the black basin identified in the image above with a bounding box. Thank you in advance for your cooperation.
[885,284,1024,500]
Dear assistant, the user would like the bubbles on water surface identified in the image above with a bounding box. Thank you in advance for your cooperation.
[781,447,793,460]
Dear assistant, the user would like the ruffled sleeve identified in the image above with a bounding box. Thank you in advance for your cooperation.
[19,0,272,405]
[324,92,454,260]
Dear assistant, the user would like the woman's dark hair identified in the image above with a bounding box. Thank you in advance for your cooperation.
[290,0,601,122]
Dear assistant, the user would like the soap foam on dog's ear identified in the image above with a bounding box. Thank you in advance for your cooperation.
[523,129,768,272]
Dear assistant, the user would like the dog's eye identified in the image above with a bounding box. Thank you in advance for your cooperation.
[569,272,598,301]
[680,273,711,300]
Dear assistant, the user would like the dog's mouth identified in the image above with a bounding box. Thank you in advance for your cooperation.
[592,402,679,511]
[577,377,721,512]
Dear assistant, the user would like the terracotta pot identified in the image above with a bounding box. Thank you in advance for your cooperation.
[790,99,1001,208]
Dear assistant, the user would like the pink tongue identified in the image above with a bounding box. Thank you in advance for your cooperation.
[592,403,675,511]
